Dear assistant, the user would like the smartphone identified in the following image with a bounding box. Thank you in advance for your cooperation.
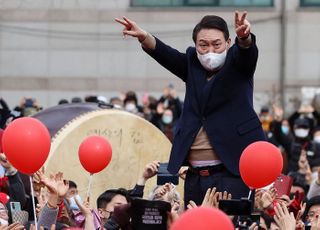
[219,198,252,216]
[10,202,21,212]
[157,163,179,185]
[274,174,293,197]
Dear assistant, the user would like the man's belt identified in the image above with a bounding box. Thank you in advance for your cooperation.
[188,164,225,176]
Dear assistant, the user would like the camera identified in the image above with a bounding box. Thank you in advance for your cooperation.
[219,198,259,229]
[156,163,179,185]
[235,214,260,229]
[219,198,252,216]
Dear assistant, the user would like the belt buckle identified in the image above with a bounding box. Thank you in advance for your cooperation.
[199,169,210,176]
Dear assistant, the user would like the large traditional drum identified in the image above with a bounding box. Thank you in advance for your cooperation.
[34,103,184,207]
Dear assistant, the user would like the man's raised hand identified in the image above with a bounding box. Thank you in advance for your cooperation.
[114,16,147,42]
[235,11,251,39]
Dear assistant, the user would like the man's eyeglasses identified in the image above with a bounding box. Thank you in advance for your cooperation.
[307,210,320,219]
[100,208,113,217]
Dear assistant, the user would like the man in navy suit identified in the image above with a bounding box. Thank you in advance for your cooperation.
[116,11,266,206]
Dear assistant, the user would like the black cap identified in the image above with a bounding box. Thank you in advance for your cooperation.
[260,106,269,114]
[294,118,310,128]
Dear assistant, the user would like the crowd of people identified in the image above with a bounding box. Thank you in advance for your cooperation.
[0,84,182,143]
[1,91,320,229]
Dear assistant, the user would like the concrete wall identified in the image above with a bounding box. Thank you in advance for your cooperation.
[0,0,319,112]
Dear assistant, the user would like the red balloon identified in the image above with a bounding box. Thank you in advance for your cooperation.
[2,117,51,175]
[239,141,283,189]
[170,207,233,230]
[78,135,112,174]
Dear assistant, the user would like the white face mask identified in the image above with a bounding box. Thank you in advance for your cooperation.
[0,218,8,226]
[314,136,320,143]
[69,194,82,210]
[294,128,309,138]
[125,103,137,113]
[196,48,227,71]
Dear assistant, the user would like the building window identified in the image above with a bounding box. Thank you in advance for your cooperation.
[131,0,273,7]
[300,0,320,6]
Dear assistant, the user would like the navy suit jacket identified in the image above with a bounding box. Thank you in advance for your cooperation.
[144,34,266,176]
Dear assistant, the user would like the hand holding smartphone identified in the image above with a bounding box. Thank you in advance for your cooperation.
[157,163,179,185]
[273,174,293,197]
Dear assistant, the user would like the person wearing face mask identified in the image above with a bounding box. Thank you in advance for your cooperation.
[285,118,314,173]
[123,91,144,118]
[270,105,295,173]
[162,110,173,125]
[124,101,137,113]
[161,109,175,141]
[154,108,175,142]
[65,180,82,211]
[115,11,265,206]
[158,84,182,123]
[64,180,98,228]
[97,188,131,229]
[288,104,320,134]
[281,120,291,136]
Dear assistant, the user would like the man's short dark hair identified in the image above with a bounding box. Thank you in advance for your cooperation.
[288,171,308,191]
[71,97,82,103]
[68,180,77,189]
[124,91,138,105]
[58,99,68,105]
[96,188,131,209]
[192,15,229,43]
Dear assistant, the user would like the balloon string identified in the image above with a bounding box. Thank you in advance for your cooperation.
[87,174,93,199]
[29,175,38,230]
[247,190,252,200]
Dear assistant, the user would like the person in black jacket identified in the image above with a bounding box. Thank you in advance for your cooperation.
[0,98,11,129]
[158,84,182,122]
[115,11,265,205]
[272,106,314,173]
[0,153,26,209]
